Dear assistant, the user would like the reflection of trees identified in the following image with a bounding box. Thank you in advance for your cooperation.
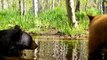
[36,40,68,60]
[66,43,73,60]
[35,40,88,60]
[65,40,88,60]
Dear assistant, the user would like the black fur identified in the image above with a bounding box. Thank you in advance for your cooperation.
[0,25,38,58]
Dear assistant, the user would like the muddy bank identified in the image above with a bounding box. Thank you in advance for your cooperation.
[30,29,88,40]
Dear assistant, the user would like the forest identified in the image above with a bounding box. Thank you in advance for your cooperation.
[0,0,103,36]
[0,0,107,60]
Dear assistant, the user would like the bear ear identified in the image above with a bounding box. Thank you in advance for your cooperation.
[14,25,20,29]
[87,15,95,22]
[11,26,22,41]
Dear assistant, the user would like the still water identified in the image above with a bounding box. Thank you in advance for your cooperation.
[33,36,88,60]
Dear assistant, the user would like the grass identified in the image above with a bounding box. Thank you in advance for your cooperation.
[0,9,36,31]
[0,7,100,35]
[38,7,89,35]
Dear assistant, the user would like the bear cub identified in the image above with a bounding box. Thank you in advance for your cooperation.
[0,25,38,59]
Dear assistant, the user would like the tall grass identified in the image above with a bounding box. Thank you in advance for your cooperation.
[38,7,88,35]
[0,7,99,35]
[0,9,36,31]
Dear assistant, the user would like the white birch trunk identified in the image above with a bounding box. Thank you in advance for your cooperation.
[42,0,44,10]
[32,0,38,16]
[52,0,55,9]
[66,0,78,27]
[99,0,103,14]
[19,0,23,15]
[70,0,78,27]
[23,0,26,15]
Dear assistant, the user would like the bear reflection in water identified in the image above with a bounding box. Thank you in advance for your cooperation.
[0,25,38,60]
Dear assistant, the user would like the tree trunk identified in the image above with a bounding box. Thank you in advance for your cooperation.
[66,0,78,27]
[38,0,40,12]
[1,0,4,9]
[23,0,26,15]
[98,0,103,14]
[32,0,38,16]
[46,0,49,9]
[102,0,107,14]
[75,0,80,12]
[7,0,10,9]
[19,0,26,15]
[41,0,44,10]
[19,0,23,15]
[52,0,55,9]
[58,0,60,6]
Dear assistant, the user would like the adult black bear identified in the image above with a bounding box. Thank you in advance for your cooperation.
[88,14,107,60]
[0,25,38,59]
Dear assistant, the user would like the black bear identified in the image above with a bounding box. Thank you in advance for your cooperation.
[88,14,107,60]
[0,25,38,59]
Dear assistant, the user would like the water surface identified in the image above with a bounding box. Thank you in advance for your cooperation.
[34,36,88,60]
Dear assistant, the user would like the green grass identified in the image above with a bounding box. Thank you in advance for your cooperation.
[0,7,99,35]
[0,9,36,31]
[38,7,89,35]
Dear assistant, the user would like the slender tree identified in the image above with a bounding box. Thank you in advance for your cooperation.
[98,0,103,14]
[41,0,44,10]
[7,0,10,9]
[102,0,107,14]
[19,0,26,15]
[23,0,26,15]
[1,0,5,9]
[46,0,49,9]
[19,0,23,15]
[32,0,38,16]
[75,0,80,12]
[52,0,55,9]
[66,0,78,27]
[57,0,60,6]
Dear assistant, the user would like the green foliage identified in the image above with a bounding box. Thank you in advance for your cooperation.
[76,11,89,29]
[38,7,74,34]
[86,7,100,15]
[38,8,67,28]
[0,6,99,35]
[75,7,100,34]
[76,11,86,21]
[0,9,36,32]
[38,7,98,35]
[38,7,89,35]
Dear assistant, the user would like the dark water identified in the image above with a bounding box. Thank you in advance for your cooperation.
[33,36,88,60]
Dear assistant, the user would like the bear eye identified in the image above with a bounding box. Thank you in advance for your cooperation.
[22,45,27,48]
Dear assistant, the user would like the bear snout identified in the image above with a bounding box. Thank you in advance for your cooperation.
[30,41,38,50]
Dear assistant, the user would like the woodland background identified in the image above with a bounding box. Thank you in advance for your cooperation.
[0,0,106,35]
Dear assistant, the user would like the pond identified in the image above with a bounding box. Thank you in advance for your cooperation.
[33,35,88,60]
